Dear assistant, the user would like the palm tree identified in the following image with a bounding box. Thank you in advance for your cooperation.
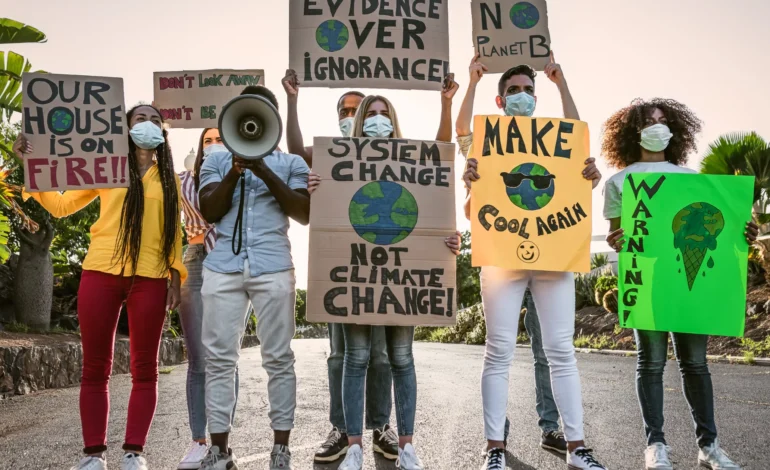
[701,132,770,283]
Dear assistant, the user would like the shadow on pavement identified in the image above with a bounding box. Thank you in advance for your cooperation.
[314,453,396,470]
[505,450,540,470]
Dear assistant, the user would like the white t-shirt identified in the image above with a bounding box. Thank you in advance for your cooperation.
[603,162,696,219]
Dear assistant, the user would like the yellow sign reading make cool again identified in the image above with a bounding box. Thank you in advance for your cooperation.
[470,115,592,273]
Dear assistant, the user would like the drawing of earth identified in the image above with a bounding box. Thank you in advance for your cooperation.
[501,163,555,211]
[510,2,540,29]
[349,181,418,245]
[49,107,74,134]
[316,20,349,52]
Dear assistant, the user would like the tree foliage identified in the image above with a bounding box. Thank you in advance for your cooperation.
[456,230,481,309]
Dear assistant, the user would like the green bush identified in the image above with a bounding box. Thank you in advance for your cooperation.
[594,275,618,305]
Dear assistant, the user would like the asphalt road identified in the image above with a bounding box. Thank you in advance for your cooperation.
[1,340,769,470]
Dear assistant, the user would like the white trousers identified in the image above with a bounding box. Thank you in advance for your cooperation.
[201,261,297,433]
[480,267,585,442]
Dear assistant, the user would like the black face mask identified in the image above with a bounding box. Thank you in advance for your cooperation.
[500,172,555,190]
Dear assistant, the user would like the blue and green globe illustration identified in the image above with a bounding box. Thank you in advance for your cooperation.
[316,20,349,52]
[349,181,418,245]
[49,107,74,134]
[510,2,540,29]
[501,163,555,211]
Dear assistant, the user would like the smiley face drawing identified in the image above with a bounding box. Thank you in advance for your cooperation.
[517,241,540,263]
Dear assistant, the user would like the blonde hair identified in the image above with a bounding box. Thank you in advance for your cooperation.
[350,95,403,138]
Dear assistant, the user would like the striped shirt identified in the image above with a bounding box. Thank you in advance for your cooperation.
[179,170,216,253]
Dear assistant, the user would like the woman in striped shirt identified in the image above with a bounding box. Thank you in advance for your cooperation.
[177,128,240,469]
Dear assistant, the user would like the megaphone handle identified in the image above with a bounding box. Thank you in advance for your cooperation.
[232,173,246,256]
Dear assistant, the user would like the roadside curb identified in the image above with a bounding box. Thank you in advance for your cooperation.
[516,345,770,367]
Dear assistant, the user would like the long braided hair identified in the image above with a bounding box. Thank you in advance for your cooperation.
[113,104,179,275]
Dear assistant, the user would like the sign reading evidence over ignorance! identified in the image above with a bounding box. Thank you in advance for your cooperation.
[153,69,265,129]
[290,0,450,90]
[22,73,129,192]
[308,137,457,326]
[470,115,591,272]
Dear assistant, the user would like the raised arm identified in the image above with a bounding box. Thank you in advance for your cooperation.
[435,73,459,142]
[282,69,313,166]
[456,54,488,137]
[544,51,579,120]
[23,189,99,218]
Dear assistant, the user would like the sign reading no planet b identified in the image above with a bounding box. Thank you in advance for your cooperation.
[618,173,753,337]
[153,69,265,129]
[470,115,591,272]
[308,137,457,326]
[471,0,551,72]
[290,0,450,90]
[22,73,129,192]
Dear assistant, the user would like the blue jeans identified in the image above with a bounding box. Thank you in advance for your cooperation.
[635,330,717,448]
[328,323,392,433]
[523,289,561,434]
[343,325,415,437]
[179,244,239,440]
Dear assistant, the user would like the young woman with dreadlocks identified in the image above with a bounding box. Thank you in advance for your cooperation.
[14,103,186,470]
[602,98,757,470]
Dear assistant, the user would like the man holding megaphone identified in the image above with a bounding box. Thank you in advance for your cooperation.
[197,85,310,470]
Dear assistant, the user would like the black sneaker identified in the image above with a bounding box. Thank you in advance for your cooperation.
[541,430,568,454]
[480,448,505,470]
[313,427,349,463]
[372,424,398,461]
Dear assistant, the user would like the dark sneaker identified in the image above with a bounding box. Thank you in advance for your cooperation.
[541,430,568,454]
[373,424,399,461]
[314,427,349,463]
[480,448,505,470]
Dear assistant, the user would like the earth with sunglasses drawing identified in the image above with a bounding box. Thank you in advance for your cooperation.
[500,162,555,211]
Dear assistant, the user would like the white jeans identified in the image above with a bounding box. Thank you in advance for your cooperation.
[201,261,297,433]
[480,267,584,442]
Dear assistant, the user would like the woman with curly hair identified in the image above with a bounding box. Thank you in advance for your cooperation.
[14,103,186,470]
[602,98,756,470]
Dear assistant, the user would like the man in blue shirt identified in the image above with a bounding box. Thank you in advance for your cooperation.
[198,85,310,470]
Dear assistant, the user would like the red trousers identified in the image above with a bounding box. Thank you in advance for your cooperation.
[78,270,168,454]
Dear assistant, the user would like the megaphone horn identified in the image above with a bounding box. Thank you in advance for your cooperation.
[218,94,282,161]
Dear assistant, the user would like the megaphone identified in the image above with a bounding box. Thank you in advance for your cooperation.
[218,94,282,160]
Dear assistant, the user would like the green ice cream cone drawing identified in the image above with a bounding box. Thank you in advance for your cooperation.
[672,202,725,290]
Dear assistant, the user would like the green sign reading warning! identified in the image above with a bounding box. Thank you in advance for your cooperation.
[618,173,753,337]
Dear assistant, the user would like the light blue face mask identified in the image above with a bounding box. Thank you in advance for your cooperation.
[203,143,228,156]
[504,92,536,117]
[363,115,393,138]
[129,121,165,150]
[339,117,355,137]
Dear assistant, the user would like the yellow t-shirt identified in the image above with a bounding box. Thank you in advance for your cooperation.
[23,165,187,282]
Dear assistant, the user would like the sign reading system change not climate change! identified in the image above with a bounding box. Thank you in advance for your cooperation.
[308,137,457,326]
[618,173,753,337]
[22,73,129,192]
[290,0,450,90]
[470,115,592,272]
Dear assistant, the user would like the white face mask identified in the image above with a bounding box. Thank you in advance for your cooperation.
[339,117,355,137]
[203,143,228,156]
[363,115,393,138]
[640,124,673,152]
[129,121,165,149]
[504,92,536,117]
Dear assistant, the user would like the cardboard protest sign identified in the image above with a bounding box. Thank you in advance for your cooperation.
[22,73,129,192]
[153,69,265,129]
[469,115,591,272]
[289,0,449,90]
[618,173,753,337]
[471,0,551,72]
[308,137,457,326]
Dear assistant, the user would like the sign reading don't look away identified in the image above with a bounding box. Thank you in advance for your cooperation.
[22,73,129,192]
[290,0,449,90]
[308,137,457,326]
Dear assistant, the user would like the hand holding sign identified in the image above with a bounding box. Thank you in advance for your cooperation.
[469,53,489,86]
[463,157,480,190]
[582,157,602,189]
[282,69,300,97]
[544,51,565,86]
[441,73,460,102]
[12,134,33,159]
[606,228,625,253]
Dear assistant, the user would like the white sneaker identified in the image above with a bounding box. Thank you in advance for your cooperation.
[397,443,424,470]
[644,443,673,470]
[698,440,741,469]
[338,444,363,470]
[481,448,505,469]
[120,453,148,470]
[178,441,208,469]
[269,445,292,470]
[70,456,107,470]
[200,446,237,470]
[567,447,607,469]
